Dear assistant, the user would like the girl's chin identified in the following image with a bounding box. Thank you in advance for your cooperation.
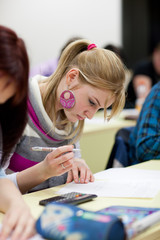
[70,119,78,123]
[66,116,78,123]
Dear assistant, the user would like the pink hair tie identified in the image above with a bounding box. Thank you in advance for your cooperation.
[87,43,97,50]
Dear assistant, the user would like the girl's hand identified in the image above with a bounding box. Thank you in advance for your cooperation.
[16,145,75,193]
[42,145,74,179]
[0,202,35,240]
[66,158,95,184]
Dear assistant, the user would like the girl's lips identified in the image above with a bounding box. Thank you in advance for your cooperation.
[77,115,85,120]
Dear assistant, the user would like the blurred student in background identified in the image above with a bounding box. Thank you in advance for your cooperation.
[126,41,160,109]
[128,81,160,165]
[103,44,128,68]
[0,25,35,240]
[106,82,160,168]
[8,39,126,193]
[30,36,82,77]
[103,43,130,91]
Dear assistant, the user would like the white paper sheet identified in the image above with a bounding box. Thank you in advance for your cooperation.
[57,168,160,198]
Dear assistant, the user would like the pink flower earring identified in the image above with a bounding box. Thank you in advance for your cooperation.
[60,90,75,109]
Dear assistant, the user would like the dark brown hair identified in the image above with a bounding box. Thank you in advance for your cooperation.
[0,25,29,166]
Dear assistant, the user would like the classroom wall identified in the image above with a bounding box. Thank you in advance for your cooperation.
[0,0,122,68]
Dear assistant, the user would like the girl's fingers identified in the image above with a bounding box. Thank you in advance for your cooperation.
[47,145,74,159]
[79,168,86,184]
[15,219,35,240]
[58,152,74,165]
[46,151,74,167]
[90,173,95,182]
[47,150,74,167]
[71,166,79,183]
[84,169,95,183]
[1,206,35,240]
[0,224,11,240]
[68,158,95,184]
[66,171,73,183]
[59,161,73,173]
[1,213,18,239]
[11,224,25,240]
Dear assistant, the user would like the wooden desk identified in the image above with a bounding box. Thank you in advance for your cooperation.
[80,110,136,173]
[1,160,160,240]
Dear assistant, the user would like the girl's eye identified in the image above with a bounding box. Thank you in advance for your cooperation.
[89,99,96,106]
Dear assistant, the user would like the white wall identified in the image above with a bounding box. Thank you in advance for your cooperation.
[0,0,122,68]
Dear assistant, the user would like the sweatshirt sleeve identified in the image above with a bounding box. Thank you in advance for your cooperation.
[0,168,6,178]
[0,168,19,189]
[5,172,19,189]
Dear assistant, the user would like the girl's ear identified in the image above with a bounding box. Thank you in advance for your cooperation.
[66,68,79,86]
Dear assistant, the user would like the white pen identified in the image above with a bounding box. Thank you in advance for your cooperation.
[31,146,81,152]
[129,210,160,238]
